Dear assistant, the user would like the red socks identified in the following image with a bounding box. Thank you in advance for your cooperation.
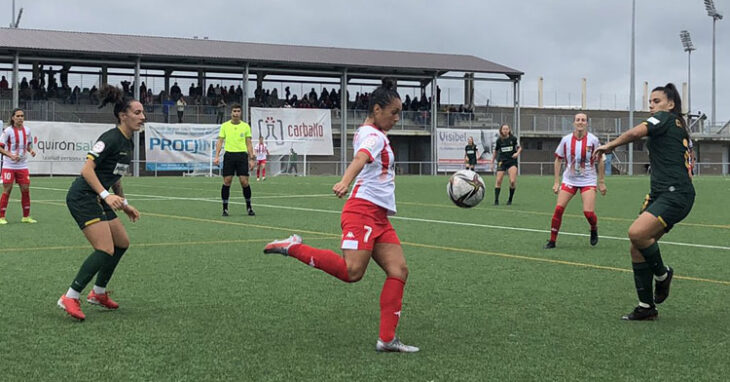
[288,244,350,282]
[379,277,405,342]
[0,192,8,218]
[21,190,30,217]
[550,205,565,242]
[261,168,266,178]
[583,211,597,230]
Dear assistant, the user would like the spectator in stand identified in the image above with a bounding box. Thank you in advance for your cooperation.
[176,96,187,123]
[0,76,8,90]
[235,85,243,101]
[89,86,99,104]
[20,77,29,90]
[71,86,81,104]
[207,84,215,99]
[170,82,181,99]
[216,98,227,124]
[189,83,196,98]
[228,85,236,103]
[139,82,147,98]
[271,88,279,105]
[403,95,411,112]
[285,86,291,102]
[145,89,154,111]
[308,88,318,103]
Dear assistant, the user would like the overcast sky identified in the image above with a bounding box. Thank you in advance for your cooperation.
[5,0,729,122]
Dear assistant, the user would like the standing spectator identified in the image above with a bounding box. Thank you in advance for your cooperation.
[0,76,8,90]
[176,96,187,123]
[216,98,227,124]
[0,108,38,224]
[170,82,181,100]
[287,147,298,175]
[139,81,147,98]
[213,104,256,216]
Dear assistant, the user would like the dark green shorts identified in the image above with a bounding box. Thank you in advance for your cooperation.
[467,156,477,166]
[497,159,518,172]
[66,190,118,230]
[640,191,695,232]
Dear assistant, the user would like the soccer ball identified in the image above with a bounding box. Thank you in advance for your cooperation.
[447,170,485,208]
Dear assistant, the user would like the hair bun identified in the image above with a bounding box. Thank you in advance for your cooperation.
[381,78,396,90]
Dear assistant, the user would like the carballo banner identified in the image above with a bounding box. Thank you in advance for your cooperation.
[250,108,333,155]
[24,121,110,175]
[145,123,220,171]
[437,128,500,172]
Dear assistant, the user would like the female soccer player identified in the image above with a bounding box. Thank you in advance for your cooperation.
[464,136,479,171]
[254,136,269,181]
[491,124,521,205]
[57,85,142,321]
[263,79,418,352]
[544,113,606,249]
[593,84,694,321]
[0,108,37,224]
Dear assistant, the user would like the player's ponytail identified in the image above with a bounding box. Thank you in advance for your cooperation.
[98,84,136,123]
[653,83,686,129]
[368,78,401,114]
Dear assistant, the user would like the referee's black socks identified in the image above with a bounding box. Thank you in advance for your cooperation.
[221,185,231,211]
[243,186,252,207]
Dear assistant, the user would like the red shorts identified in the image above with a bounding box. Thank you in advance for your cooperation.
[1,168,30,185]
[340,198,400,251]
[257,160,267,166]
[561,183,596,195]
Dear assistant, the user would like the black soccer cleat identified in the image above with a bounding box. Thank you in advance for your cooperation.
[590,229,598,246]
[506,200,512,206]
[621,305,658,321]
[222,209,229,217]
[543,240,556,249]
[494,200,499,206]
[654,267,673,304]
[247,207,256,216]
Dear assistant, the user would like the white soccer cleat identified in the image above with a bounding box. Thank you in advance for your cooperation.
[263,234,302,256]
[376,337,419,353]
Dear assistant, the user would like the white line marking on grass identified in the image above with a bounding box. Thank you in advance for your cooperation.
[30,186,730,251]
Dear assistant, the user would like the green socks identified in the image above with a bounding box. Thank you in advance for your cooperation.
[70,250,112,293]
[95,247,128,288]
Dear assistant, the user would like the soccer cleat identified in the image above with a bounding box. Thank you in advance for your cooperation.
[376,337,420,353]
[0,218,7,225]
[262,177,266,181]
[247,207,256,216]
[590,229,598,246]
[87,290,119,310]
[506,200,512,206]
[494,201,499,206]
[21,216,37,224]
[263,234,302,256]
[621,305,658,321]
[57,295,86,321]
[256,178,260,181]
[654,267,674,304]
[543,240,556,249]
[222,209,229,217]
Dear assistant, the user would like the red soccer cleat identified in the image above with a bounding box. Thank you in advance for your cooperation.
[57,295,86,321]
[87,290,119,310]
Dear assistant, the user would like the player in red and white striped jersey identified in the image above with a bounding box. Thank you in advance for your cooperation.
[0,108,37,224]
[253,136,269,181]
[545,113,606,249]
[263,79,418,353]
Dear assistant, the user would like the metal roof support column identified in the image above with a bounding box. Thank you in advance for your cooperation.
[133,57,141,177]
[340,69,348,175]
[431,73,438,175]
[243,63,249,122]
[513,78,521,175]
[12,52,19,108]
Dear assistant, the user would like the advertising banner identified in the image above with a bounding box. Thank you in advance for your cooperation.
[144,123,220,171]
[437,128,500,172]
[22,121,110,175]
[250,108,333,155]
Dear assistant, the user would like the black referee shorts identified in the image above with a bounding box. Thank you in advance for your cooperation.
[222,152,250,177]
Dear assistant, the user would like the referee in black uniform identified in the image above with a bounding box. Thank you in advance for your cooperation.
[213,104,256,216]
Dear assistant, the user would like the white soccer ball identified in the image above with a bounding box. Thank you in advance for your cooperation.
[447,170,486,208]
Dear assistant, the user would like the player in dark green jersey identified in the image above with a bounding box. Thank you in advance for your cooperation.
[594,83,694,321]
[464,136,479,171]
[57,85,142,321]
[491,124,521,205]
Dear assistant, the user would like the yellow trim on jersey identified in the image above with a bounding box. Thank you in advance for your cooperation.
[86,154,96,160]
[117,126,130,139]
[657,216,668,228]
[84,218,101,226]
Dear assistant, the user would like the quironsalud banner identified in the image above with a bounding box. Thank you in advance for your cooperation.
[250,108,333,155]
[23,121,110,175]
[437,128,501,172]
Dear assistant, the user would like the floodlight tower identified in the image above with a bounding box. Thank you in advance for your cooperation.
[704,0,723,128]
[680,30,695,117]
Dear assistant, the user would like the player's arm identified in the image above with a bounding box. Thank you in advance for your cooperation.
[594,123,648,160]
[333,151,369,198]
[26,141,36,157]
[80,158,124,210]
[0,146,17,160]
[597,155,607,195]
[213,137,224,166]
[513,144,522,159]
[552,156,562,194]
[111,179,140,222]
